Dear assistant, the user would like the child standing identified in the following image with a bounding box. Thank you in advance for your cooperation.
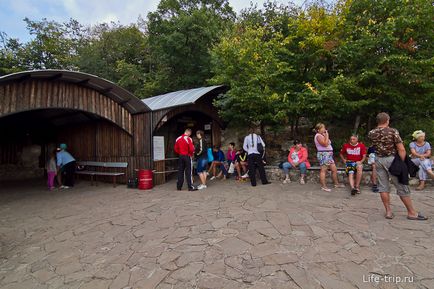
[46,150,57,191]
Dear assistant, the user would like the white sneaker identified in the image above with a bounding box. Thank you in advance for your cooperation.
[283,178,291,184]
[198,184,207,190]
[241,173,249,179]
[210,176,216,181]
[63,186,70,189]
[60,185,65,189]
[300,178,305,185]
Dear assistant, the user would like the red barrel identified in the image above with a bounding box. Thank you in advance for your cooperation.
[138,169,153,190]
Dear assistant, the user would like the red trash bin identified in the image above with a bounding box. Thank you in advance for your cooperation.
[138,169,153,190]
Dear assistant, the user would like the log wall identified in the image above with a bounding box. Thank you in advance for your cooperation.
[0,80,133,134]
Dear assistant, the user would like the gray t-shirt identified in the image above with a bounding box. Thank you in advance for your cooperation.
[409,141,431,156]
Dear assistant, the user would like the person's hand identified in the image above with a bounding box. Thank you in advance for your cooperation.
[324,130,329,136]
[293,162,299,167]
[420,156,425,160]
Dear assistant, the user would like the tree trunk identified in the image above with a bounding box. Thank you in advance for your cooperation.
[295,117,300,137]
[353,115,361,134]
[260,122,265,137]
[290,120,295,139]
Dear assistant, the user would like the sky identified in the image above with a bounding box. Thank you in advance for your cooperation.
[0,0,304,42]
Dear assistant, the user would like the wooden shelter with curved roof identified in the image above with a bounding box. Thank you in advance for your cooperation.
[0,70,226,184]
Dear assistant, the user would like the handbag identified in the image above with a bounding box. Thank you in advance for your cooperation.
[257,136,264,154]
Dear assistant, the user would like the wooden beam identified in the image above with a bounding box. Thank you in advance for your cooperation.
[75,78,90,85]
[47,73,63,81]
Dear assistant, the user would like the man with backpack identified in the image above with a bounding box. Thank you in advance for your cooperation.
[243,127,271,187]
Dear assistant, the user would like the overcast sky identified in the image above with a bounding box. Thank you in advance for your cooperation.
[0,0,305,42]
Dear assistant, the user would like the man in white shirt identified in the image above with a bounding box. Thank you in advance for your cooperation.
[243,127,271,187]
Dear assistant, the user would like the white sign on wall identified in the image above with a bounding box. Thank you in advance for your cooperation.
[153,136,165,161]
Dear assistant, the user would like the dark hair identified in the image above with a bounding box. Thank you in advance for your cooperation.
[213,145,220,150]
[229,142,235,147]
[185,128,192,133]
[196,130,205,138]
[293,139,301,145]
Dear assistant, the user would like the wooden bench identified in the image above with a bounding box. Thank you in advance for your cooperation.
[76,161,128,187]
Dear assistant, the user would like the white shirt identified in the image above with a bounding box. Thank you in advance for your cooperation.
[243,133,265,155]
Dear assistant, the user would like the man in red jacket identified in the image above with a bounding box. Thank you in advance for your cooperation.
[174,128,197,191]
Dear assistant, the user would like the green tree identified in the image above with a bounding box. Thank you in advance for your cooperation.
[0,18,86,74]
[211,1,344,134]
[76,24,150,98]
[321,0,434,136]
[147,0,235,95]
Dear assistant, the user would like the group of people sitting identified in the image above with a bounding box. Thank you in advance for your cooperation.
[175,119,433,195]
[174,112,432,221]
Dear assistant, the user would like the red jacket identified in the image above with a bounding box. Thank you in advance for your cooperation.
[288,146,311,168]
[174,134,195,157]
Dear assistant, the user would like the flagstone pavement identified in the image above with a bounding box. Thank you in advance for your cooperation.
[0,179,433,289]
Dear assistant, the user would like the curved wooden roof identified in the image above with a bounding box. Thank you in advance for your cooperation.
[0,70,150,114]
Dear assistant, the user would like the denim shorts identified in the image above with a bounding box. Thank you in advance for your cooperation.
[196,157,208,173]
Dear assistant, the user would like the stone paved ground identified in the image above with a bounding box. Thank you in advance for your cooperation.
[0,179,433,289]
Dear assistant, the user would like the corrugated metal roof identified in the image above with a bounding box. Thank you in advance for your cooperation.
[142,85,224,111]
[0,70,150,114]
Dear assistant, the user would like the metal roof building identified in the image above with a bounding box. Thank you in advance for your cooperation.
[142,85,224,111]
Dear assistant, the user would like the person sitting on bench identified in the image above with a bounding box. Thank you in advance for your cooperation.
[340,134,367,195]
[281,139,311,185]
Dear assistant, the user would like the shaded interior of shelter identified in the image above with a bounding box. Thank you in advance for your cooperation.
[155,111,216,158]
[0,108,133,183]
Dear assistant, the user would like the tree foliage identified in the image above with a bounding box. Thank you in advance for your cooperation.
[146,0,235,95]
[0,0,432,139]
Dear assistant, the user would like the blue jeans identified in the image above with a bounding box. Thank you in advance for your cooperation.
[282,162,307,175]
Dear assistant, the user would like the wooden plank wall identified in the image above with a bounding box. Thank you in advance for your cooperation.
[57,120,152,181]
[0,80,133,134]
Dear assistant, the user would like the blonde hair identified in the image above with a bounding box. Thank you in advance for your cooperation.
[315,123,325,132]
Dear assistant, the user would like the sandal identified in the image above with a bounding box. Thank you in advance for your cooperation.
[407,213,428,221]
[321,187,331,192]
[351,188,358,196]
[385,213,394,219]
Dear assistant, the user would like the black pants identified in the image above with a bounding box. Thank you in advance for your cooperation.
[63,161,76,187]
[177,155,193,190]
[247,153,268,186]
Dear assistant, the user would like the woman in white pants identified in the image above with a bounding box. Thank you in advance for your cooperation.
[410,130,434,190]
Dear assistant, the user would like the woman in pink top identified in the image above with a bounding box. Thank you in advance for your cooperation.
[281,140,311,184]
[314,123,343,192]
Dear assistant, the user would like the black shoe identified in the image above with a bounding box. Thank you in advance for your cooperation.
[351,188,357,195]
[188,187,198,191]
[263,182,272,185]
[177,188,182,191]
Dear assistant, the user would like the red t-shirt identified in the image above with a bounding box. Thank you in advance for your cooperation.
[340,142,367,162]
